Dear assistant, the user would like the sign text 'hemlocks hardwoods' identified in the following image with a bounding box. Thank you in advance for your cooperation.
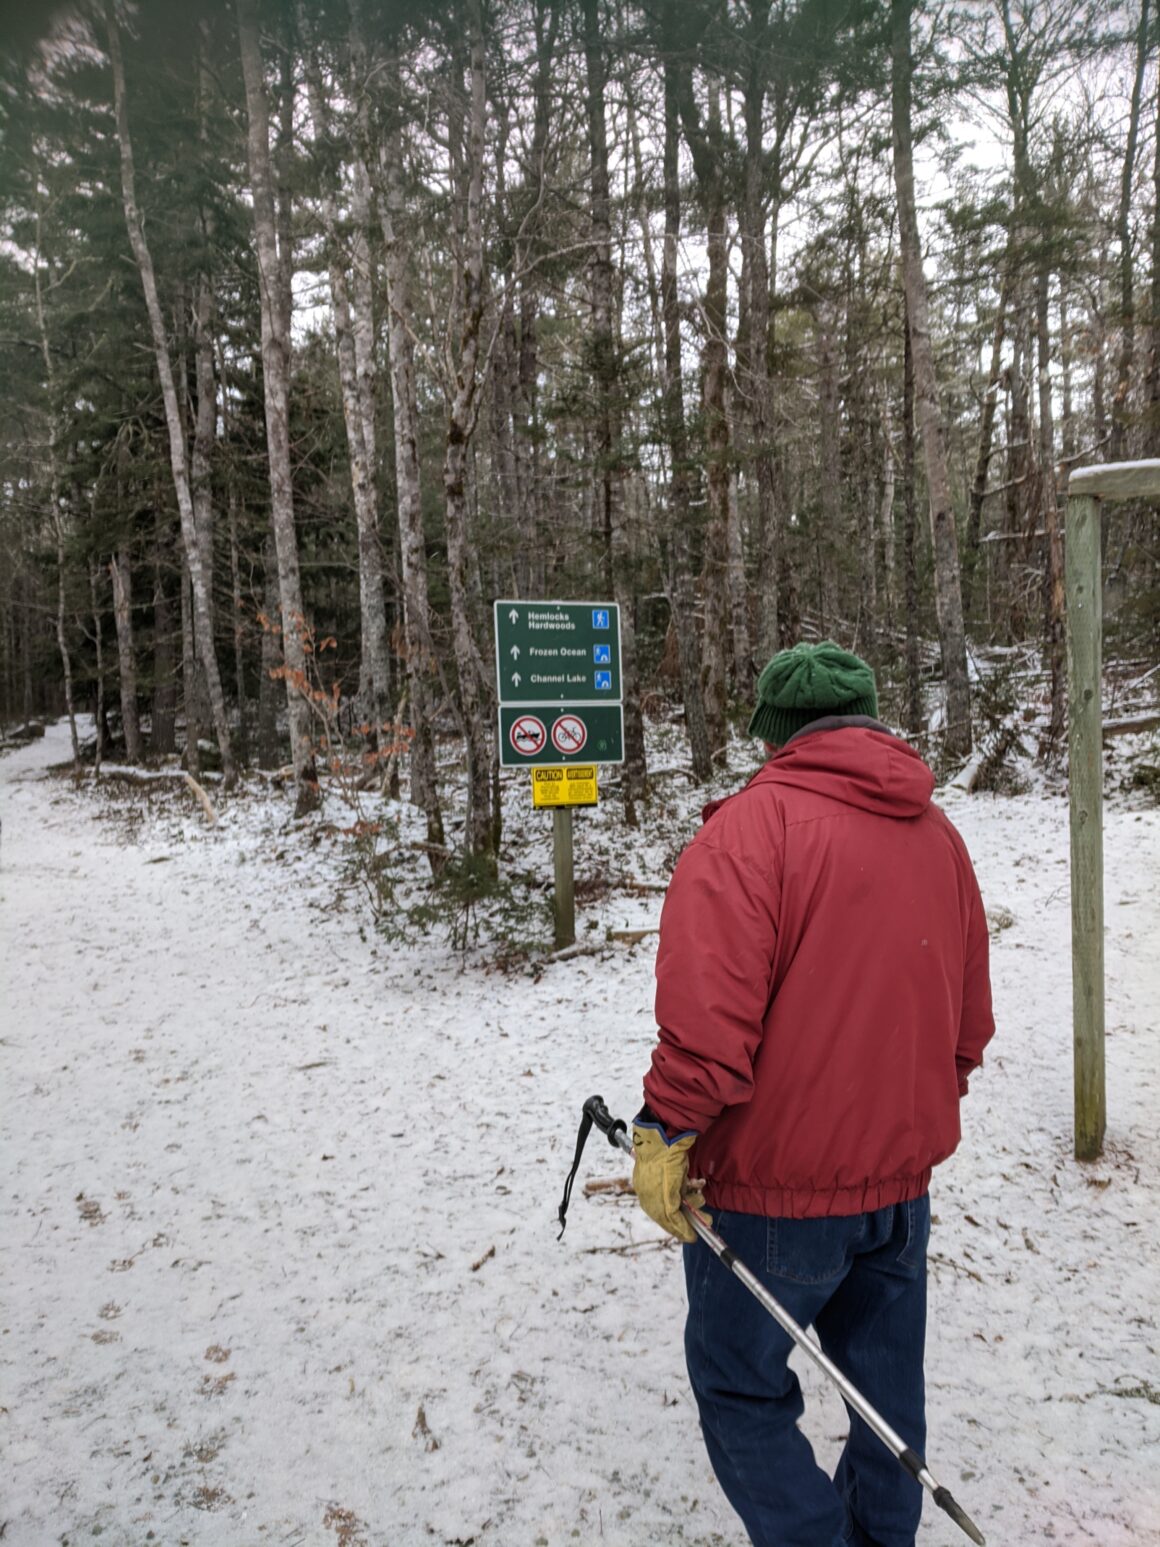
[494,600,624,767]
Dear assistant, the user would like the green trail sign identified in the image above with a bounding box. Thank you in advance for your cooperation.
[493,600,621,704]
[494,599,624,769]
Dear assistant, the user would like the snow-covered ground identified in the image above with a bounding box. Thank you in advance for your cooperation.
[2,720,1159,1546]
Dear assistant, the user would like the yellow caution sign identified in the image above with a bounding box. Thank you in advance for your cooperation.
[531,764,598,808]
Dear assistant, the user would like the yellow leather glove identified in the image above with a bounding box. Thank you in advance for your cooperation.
[632,1122,706,1243]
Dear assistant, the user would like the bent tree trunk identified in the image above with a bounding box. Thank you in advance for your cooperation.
[107,6,236,787]
[891,0,971,757]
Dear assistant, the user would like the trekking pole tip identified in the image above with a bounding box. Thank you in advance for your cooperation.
[933,1485,985,1545]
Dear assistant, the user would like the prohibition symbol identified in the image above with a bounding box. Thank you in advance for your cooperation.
[510,714,547,757]
[552,714,587,754]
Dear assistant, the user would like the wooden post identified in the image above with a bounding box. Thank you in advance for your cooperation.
[1065,460,1160,1160]
[553,806,575,949]
[1065,490,1105,1160]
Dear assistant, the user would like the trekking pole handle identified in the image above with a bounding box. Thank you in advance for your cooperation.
[583,1094,628,1147]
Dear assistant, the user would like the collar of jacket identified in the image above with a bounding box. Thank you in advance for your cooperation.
[781,713,896,746]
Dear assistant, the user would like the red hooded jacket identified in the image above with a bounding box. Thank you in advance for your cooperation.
[643,720,995,1219]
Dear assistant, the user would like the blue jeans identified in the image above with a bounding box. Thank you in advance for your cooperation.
[683,1197,931,1547]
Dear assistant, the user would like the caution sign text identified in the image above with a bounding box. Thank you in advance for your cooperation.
[531,764,599,808]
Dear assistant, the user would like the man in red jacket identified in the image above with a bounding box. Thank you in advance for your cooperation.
[632,641,994,1547]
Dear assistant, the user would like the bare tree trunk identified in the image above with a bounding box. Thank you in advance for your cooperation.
[1037,267,1066,748]
[902,309,922,735]
[441,0,497,859]
[32,205,79,765]
[1060,280,1077,463]
[109,551,142,763]
[352,0,444,854]
[740,0,779,669]
[191,269,217,654]
[726,460,751,682]
[879,387,896,631]
[180,557,200,776]
[964,261,1014,613]
[237,0,318,815]
[89,557,106,771]
[1149,55,1160,456]
[256,536,281,770]
[817,317,842,628]
[151,510,177,756]
[677,63,731,757]
[54,518,79,764]
[583,0,645,822]
[1110,0,1152,463]
[891,0,971,757]
[661,4,711,779]
[301,26,391,742]
[107,7,235,788]
[218,344,248,765]
[1003,312,1035,639]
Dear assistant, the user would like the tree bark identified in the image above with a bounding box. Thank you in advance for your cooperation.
[89,557,106,772]
[677,58,731,758]
[964,260,1014,611]
[661,3,712,780]
[583,0,645,821]
[1037,267,1066,748]
[902,303,922,735]
[31,188,79,765]
[237,0,319,815]
[1109,0,1152,463]
[109,551,142,763]
[739,0,778,669]
[301,22,391,744]
[107,5,236,786]
[151,510,177,756]
[441,0,497,859]
[351,0,444,854]
[891,0,971,756]
[1149,52,1160,456]
[256,536,281,770]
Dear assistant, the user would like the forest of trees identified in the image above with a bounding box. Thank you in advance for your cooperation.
[1,0,1158,848]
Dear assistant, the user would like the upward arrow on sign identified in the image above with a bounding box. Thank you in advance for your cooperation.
[508,608,519,624]
[510,645,520,659]
[512,671,522,686]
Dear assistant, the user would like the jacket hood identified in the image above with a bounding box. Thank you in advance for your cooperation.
[703,720,934,823]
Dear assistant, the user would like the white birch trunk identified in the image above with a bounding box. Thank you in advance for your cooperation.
[891,0,972,756]
[301,35,391,742]
[237,0,319,814]
[107,6,236,786]
[350,0,443,849]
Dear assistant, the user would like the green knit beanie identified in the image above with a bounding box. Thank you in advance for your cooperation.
[747,640,878,746]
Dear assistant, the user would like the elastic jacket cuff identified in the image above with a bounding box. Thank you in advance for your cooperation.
[634,1104,699,1146]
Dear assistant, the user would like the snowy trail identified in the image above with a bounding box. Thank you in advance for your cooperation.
[2,723,1159,1546]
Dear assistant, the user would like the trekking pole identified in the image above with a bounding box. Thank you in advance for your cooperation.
[559,1095,986,1547]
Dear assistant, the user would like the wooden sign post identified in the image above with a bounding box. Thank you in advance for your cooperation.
[1065,460,1160,1160]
